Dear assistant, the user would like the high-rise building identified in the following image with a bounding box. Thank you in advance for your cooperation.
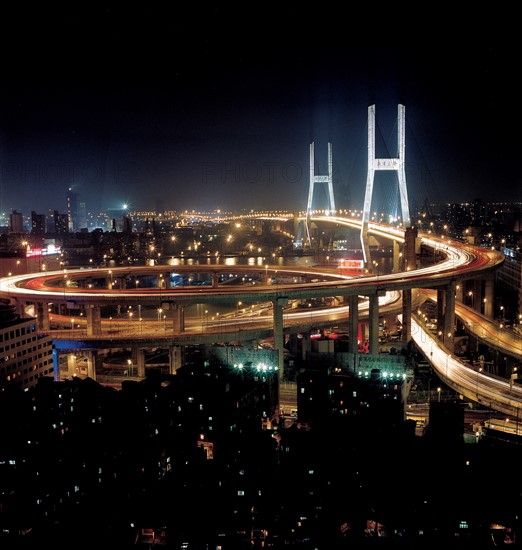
[67,187,79,231]
[9,210,24,233]
[53,210,68,235]
[0,302,54,389]
[31,210,47,235]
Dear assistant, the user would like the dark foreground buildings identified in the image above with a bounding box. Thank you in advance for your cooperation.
[1,348,521,550]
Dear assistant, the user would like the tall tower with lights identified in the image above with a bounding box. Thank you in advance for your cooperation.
[305,142,335,247]
[360,104,411,269]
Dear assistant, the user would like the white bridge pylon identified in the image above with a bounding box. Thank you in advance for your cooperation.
[305,142,335,247]
[361,104,411,268]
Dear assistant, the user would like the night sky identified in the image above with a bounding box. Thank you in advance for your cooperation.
[1,9,520,217]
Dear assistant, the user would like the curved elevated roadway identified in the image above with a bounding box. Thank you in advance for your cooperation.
[0,216,515,413]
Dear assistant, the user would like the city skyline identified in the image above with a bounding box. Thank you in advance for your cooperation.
[1,42,521,217]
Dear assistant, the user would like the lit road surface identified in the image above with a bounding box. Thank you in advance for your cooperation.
[0,218,502,304]
[419,289,522,361]
[45,291,402,337]
[407,314,522,417]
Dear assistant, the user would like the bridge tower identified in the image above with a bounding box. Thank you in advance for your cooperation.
[305,142,335,248]
[361,104,411,270]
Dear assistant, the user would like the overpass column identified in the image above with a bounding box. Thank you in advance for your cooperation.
[404,227,418,272]
[211,272,220,288]
[157,273,167,289]
[348,295,359,354]
[12,299,25,318]
[288,333,299,356]
[85,350,97,380]
[402,289,412,347]
[392,240,401,273]
[437,288,445,337]
[36,301,50,330]
[85,305,102,336]
[171,304,185,333]
[67,353,77,378]
[169,345,184,374]
[368,293,380,355]
[473,279,483,312]
[444,281,456,350]
[272,297,288,378]
[455,281,464,306]
[301,333,311,361]
[135,348,146,378]
[484,275,494,318]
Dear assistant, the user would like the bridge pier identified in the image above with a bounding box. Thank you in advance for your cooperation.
[443,281,456,350]
[392,240,401,273]
[349,295,359,354]
[86,305,102,336]
[171,304,185,333]
[134,347,146,378]
[301,333,311,361]
[273,297,289,379]
[484,275,494,318]
[368,294,380,354]
[169,345,184,374]
[36,301,50,330]
[85,350,97,379]
[402,288,412,347]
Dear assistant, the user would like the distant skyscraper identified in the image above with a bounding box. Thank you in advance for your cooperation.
[53,210,68,235]
[78,200,87,230]
[31,211,47,235]
[9,210,24,233]
[67,187,79,232]
[121,215,133,234]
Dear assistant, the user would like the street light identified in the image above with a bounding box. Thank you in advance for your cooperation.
[127,358,132,377]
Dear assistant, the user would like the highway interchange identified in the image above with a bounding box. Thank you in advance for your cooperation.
[1,216,520,416]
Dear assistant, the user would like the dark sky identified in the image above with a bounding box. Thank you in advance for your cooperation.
[0,9,520,217]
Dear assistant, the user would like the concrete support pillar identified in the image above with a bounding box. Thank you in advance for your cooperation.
[484,276,494,318]
[117,277,125,290]
[13,299,25,318]
[169,345,183,374]
[301,333,311,361]
[86,305,102,336]
[392,240,401,273]
[135,348,146,378]
[157,273,166,289]
[288,333,299,355]
[402,288,412,347]
[94,353,103,378]
[172,304,185,333]
[85,350,96,380]
[272,297,288,379]
[36,301,50,330]
[368,294,380,354]
[455,281,463,305]
[473,279,482,308]
[349,294,359,354]
[67,353,77,378]
[437,288,445,337]
[444,281,456,351]
[404,227,418,272]
[211,272,220,288]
